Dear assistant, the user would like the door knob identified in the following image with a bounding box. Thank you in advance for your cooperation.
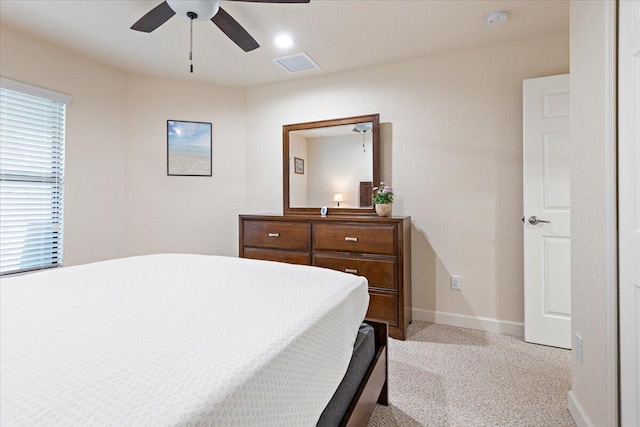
[528,216,550,225]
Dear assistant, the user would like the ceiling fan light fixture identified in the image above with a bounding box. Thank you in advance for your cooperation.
[353,123,372,133]
[167,0,220,21]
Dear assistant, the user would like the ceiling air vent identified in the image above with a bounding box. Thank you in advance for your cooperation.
[273,52,320,74]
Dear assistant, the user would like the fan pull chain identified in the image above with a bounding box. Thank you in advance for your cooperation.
[186,11,198,73]
[189,15,194,73]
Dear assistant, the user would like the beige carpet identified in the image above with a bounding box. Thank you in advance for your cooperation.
[369,322,575,427]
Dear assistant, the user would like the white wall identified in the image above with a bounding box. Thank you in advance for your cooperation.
[125,75,247,257]
[245,32,569,325]
[0,26,128,266]
[568,1,615,425]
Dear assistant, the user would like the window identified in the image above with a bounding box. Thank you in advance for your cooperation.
[0,78,71,275]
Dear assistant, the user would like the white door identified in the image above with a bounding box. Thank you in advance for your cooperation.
[619,1,640,424]
[523,74,571,349]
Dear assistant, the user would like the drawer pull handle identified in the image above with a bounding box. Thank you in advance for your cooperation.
[344,237,358,242]
[345,268,358,274]
[268,233,280,238]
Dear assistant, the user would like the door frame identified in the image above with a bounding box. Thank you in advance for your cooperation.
[604,1,617,425]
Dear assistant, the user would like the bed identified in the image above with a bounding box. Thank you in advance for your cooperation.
[0,254,388,426]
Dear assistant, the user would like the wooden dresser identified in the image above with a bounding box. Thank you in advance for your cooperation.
[239,215,411,340]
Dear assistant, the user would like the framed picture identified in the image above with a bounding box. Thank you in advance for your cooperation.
[167,120,212,176]
[294,157,304,174]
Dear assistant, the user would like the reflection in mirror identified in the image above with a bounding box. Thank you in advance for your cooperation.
[283,114,380,216]
[289,123,373,208]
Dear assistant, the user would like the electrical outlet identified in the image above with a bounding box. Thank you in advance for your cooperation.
[450,275,461,290]
[575,333,583,364]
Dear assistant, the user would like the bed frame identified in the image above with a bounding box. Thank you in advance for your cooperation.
[339,320,388,427]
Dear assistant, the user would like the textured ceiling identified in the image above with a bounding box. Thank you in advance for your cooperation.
[0,0,569,88]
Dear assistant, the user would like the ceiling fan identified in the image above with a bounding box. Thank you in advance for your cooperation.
[131,0,310,53]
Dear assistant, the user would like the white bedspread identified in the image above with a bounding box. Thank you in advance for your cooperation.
[0,254,369,426]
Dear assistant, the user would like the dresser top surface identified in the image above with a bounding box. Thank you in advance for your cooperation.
[240,214,410,223]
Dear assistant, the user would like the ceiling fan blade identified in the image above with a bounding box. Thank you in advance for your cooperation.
[225,0,310,3]
[131,1,176,33]
[211,7,260,52]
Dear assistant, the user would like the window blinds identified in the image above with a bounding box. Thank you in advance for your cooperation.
[0,83,68,275]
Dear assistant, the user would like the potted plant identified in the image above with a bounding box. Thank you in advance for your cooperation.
[372,182,394,217]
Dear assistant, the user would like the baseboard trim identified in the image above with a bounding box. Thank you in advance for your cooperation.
[568,391,595,427]
[412,308,524,337]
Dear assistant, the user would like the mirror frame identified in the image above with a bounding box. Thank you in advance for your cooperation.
[283,114,380,216]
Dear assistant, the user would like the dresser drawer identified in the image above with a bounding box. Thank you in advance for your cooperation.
[243,221,310,251]
[312,223,396,255]
[312,253,397,290]
[367,290,398,326]
[243,248,310,266]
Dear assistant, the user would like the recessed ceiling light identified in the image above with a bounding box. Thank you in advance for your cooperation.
[274,34,294,49]
[485,10,509,27]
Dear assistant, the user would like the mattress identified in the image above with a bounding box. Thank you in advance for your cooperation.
[317,323,376,427]
[0,254,369,426]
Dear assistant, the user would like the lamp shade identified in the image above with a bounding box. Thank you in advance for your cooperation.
[333,193,344,202]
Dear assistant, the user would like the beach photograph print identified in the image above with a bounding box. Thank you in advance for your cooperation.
[167,120,212,176]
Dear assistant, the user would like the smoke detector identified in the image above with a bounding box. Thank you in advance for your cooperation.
[486,10,508,27]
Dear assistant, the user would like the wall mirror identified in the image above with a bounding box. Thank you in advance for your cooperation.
[283,114,380,215]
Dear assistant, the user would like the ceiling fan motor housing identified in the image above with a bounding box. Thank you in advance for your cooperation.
[167,0,219,21]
